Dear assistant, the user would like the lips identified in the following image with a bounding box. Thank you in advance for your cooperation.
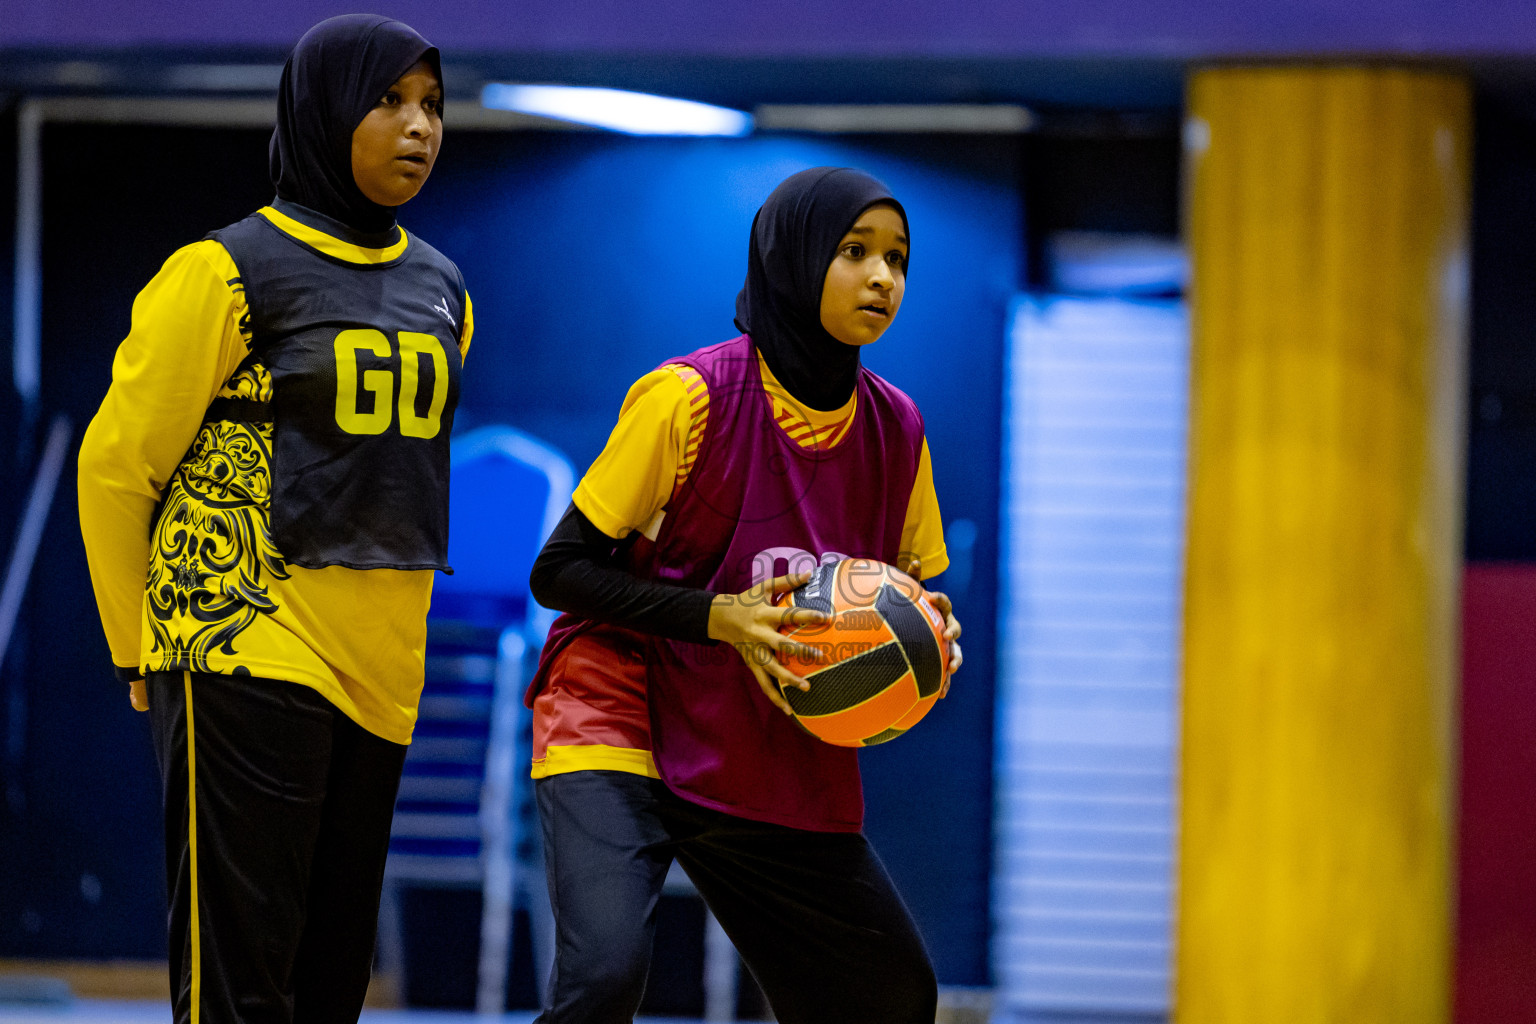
[859,304,889,317]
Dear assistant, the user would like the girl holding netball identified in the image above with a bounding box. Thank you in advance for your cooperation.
[79,15,467,1023]
[528,167,962,1023]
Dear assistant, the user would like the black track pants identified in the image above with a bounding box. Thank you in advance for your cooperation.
[533,770,937,1024]
[148,670,408,1024]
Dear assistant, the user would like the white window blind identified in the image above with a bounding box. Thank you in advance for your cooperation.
[994,295,1189,1022]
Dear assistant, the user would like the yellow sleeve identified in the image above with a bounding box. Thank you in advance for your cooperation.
[459,290,473,361]
[572,367,696,539]
[77,240,250,675]
[899,438,950,580]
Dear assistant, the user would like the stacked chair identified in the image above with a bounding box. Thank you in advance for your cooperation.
[377,425,574,1014]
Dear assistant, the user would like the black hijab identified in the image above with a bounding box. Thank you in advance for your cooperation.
[270,14,441,236]
[734,167,908,412]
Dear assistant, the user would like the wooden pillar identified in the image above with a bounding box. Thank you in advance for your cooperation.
[1178,67,1470,1023]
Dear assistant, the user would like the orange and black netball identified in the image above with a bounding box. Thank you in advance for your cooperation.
[776,558,950,747]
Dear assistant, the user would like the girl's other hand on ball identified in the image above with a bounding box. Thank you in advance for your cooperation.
[899,556,963,694]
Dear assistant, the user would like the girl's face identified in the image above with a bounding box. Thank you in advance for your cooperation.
[818,203,908,347]
[351,59,442,208]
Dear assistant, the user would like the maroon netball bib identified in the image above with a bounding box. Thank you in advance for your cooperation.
[643,334,925,832]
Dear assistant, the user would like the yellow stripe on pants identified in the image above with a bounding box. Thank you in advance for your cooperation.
[184,671,201,1024]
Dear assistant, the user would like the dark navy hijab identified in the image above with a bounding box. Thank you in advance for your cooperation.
[270,14,441,236]
[734,167,908,412]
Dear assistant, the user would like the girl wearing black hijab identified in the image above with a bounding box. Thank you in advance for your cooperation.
[526,167,963,1023]
[79,15,468,1023]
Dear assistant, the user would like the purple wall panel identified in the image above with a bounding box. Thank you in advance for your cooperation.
[7,0,1536,57]
[1459,564,1536,1023]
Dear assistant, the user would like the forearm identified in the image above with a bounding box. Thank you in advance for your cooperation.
[529,503,715,644]
[78,413,159,678]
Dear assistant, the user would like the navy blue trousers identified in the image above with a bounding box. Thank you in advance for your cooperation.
[534,770,936,1024]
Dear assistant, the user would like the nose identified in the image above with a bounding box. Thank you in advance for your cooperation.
[405,103,433,139]
[868,259,894,289]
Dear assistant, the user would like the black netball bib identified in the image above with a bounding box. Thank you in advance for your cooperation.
[210,204,464,571]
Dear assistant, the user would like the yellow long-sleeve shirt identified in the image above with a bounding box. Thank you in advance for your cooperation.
[78,209,472,743]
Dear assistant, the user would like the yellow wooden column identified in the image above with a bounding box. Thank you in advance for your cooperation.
[1178,67,1469,1023]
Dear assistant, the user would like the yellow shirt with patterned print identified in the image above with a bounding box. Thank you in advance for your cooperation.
[78,209,472,744]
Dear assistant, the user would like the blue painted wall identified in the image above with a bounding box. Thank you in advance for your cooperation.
[3,124,1016,985]
[1,124,273,959]
[7,0,1536,56]
[407,130,1018,984]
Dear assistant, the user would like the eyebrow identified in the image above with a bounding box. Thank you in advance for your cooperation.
[845,225,909,246]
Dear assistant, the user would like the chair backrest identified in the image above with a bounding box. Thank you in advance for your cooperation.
[388,425,574,883]
[431,425,575,634]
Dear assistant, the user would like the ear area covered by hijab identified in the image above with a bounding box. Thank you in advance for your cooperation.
[733,167,908,412]
[270,13,441,236]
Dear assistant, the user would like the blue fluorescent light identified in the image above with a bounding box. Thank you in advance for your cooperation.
[481,84,753,137]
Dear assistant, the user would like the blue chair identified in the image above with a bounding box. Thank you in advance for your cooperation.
[380,425,573,1013]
